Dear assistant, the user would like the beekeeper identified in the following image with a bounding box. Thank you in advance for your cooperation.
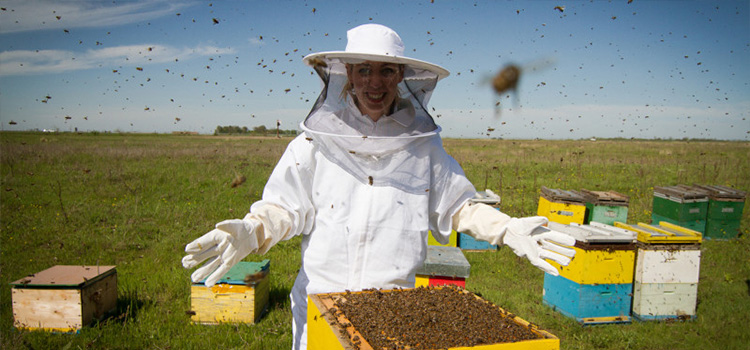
[182,23,576,350]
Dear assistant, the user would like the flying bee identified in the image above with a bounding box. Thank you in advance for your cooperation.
[492,65,520,95]
[307,57,328,68]
[487,57,556,117]
[491,64,521,117]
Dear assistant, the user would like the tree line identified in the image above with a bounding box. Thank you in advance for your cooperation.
[214,125,297,136]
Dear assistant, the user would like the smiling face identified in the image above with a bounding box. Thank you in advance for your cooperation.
[346,61,404,122]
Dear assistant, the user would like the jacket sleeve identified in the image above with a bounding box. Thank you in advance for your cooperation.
[247,135,317,253]
[451,201,512,245]
[428,136,477,245]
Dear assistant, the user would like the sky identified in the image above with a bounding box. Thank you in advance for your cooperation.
[0,0,748,140]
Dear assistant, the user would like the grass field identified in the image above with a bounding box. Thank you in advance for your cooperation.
[1,132,748,349]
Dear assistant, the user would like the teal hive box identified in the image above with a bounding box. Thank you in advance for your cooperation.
[580,189,629,226]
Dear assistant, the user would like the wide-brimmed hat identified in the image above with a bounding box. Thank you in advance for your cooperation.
[303,23,450,80]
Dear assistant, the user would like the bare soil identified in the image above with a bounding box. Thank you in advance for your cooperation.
[333,286,542,350]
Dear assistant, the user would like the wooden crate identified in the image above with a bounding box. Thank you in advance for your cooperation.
[415,246,470,288]
[190,260,270,325]
[11,265,117,332]
[543,223,636,324]
[537,187,587,225]
[307,288,559,350]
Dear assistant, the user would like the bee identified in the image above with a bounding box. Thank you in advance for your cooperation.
[492,64,520,95]
[489,58,555,118]
[368,176,373,185]
[307,57,328,68]
[244,269,268,286]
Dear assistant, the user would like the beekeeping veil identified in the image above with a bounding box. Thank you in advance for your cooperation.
[301,24,450,190]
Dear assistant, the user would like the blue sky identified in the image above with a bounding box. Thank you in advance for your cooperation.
[0,0,748,140]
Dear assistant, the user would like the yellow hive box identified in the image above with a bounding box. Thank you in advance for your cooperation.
[537,187,587,225]
[308,288,559,350]
[428,229,458,247]
[549,246,635,285]
[547,222,636,284]
[11,265,117,333]
[190,260,270,324]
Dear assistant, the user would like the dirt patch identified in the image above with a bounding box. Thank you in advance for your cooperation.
[333,286,542,349]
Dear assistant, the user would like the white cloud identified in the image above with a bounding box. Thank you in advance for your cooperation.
[0,0,194,34]
[0,44,235,76]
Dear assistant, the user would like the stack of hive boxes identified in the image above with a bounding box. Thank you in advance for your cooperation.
[543,222,637,325]
[615,222,702,321]
[415,246,471,288]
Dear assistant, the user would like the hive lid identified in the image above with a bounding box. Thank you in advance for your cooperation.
[416,246,470,278]
[548,222,636,243]
[10,265,116,288]
[692,184,746,201]
[580,189,629,206]
[194,260,270,286]
[614,222,702,244]
[470,189,501,205]
[540,186,586,203]
[654,185,709,202]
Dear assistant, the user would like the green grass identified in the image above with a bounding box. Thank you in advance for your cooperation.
[1,132,748,349]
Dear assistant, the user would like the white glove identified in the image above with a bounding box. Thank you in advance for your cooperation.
[452,202,576,276]
[501,216,576,276]
[181,216,259,287]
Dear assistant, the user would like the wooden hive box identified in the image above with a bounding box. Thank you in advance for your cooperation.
[652,185,709,233]
[580,189,629,226]
[11,265,117,333]
[543,223,636,324]
[693,184,746,239]
[537,187,587,225]
[415,246,470,288]
[307,287,559,350]
[614,222,701,321]
[190,260,270,325]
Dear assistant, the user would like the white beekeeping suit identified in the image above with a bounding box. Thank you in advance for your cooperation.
[182,24,575,350]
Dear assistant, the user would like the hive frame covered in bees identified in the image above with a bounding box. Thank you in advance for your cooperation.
[307,288,559,350]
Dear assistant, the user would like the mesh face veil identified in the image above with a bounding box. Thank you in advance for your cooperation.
[298,25,450,189]
[301,24,449,191]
